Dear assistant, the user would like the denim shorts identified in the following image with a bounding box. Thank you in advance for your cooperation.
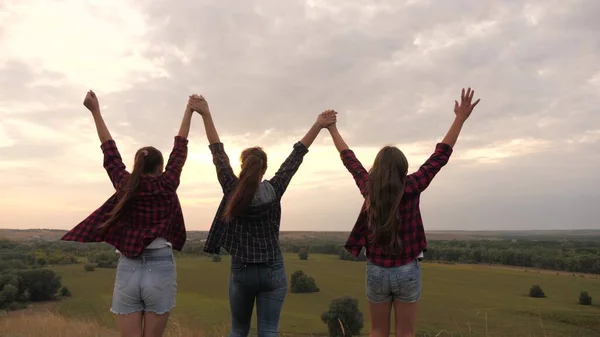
[111,247,177,315]
[365,259,421,304]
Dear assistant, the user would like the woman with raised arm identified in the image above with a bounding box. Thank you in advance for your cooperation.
[327,88,480,337]
[188,95,336,337]
[61,91,195,337]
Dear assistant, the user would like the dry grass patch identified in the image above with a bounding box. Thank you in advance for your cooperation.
[0,310,115,337]
[0,310,230,337]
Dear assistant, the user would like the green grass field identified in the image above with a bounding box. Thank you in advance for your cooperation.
[50,254,600,336]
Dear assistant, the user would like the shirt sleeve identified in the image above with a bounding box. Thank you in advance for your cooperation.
[209,142,238,195]
[407,143,453,192]
[161,136,189,190]
[268,142,309,198]
[340,149,370,198]
[344,207,368,257]
[101,140,129,190]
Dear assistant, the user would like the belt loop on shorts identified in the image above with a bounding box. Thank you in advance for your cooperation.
[141,255,147,265]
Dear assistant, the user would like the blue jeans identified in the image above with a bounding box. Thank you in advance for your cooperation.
[365,259,421,304]
[228,257,287,337]
[111,247,177,315]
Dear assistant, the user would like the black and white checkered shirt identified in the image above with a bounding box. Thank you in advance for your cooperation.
[203,141,308,263]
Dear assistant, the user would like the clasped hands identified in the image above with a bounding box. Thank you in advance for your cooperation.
[186,94,337,129]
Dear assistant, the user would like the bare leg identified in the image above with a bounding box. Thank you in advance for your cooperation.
[143,312,170,337]
[393,301,418,337]
[369,301,392,337]
[118,312,143,337]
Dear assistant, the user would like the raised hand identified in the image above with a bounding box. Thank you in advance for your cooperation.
[316,109,337,129]
[83,90,100,114]
[454,88,480,122]
[188,94,210,116]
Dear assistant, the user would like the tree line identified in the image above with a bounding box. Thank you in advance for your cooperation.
[279,238,600,274]
[1,235,599,311]
[179,237,600,274]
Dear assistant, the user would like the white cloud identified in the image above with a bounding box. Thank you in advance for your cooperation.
[458,138,552,164]
[1,0,165,92]
[567,129,600,145]
[0,124,16,148]
[0,0,599,230]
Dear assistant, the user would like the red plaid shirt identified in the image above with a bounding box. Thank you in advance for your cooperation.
[342,143,453,267]
[61,136,189,258]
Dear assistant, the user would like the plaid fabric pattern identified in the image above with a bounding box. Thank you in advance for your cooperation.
[203,142,309,263]
[342,143,453,267]
[61,136,189,258]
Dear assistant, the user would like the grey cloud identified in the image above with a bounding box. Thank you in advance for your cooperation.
[106,0,600,148]
[0,61,82,123]
[2,0,598,231]
[281,146,600,231]
[110,0,598,231]
[0,62,87,161]
[0,142,63,161]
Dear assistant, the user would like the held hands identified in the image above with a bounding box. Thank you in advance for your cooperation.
[454,88,480,122]
[188,94,210,116]
[317,109,337,129]
[83,90,100,114]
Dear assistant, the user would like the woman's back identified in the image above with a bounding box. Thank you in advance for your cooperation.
[203,141,309,263]
[326,87,480,337]
[190,96,337,337]
[62,135,189,258]
[121,176,179,215]
[60,90,196,337]
[223,181,284,263]
[341,142,453,267]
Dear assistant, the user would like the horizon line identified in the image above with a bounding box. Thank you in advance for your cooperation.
[1,228,599,232]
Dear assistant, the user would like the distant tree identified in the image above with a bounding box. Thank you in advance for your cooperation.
[579,291,592,305]
[59,286,71,297]
[290,270,320,293]
[321,296,364,337]
[89,251,118,268]
[20,289,31,302]
[212,255,222,262]
[96,260,117,268]
[7,260,27,270]
[529,285,546,298]
[6,301,25,311]
[59,255,78,265]
[36,257,47,268]
[0,284,19,308]
[291,275,319,293]
[15,269,62,301]
[298,248,309,260]
[84,263,96,272]
[290,270,305,286]
[0,262,9,273]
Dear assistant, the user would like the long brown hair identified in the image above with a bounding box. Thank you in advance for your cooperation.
[366,146,409,254]
[97,146,164,233]
[223,147,268,222]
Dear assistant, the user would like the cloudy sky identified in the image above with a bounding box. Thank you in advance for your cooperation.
[1,0,598,231]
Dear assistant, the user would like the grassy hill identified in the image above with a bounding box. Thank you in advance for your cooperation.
[12,253,595,336]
